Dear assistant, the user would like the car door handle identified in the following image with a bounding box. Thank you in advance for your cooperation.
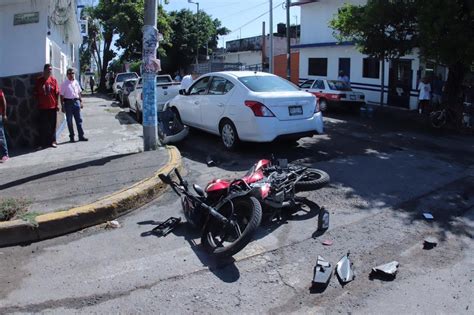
[217,103,224,107]
[194,101,199,105]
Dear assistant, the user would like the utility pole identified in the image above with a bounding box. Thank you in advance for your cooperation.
[286,0,291,82]
[188,0,199,69]
[269,0,273,73]
[142,0,159,150]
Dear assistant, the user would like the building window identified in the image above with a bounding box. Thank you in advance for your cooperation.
[363,58,380,78]
[308,58,327,76]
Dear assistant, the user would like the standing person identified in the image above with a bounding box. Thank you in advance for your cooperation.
[418,76,432,116]
[173,72,182,82]
[432,74,444,107]
[0,88,9,162]
[180,71,198,91]
[338,70,350,86]
[60,68,88,143]
[35,63,60,149]
[89,76,95,94]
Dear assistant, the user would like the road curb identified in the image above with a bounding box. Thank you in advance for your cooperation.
[0,146,183,247]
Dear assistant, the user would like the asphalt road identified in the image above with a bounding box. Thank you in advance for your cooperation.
[1,112,473,314]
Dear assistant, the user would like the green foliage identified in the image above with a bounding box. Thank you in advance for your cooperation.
[166,9,229,73]
[0,197,31,222]
[330,0,474,103]
[330,0,417,60]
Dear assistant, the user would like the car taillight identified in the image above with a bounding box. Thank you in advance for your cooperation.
[244,101,275,117]
[329,93,345,100]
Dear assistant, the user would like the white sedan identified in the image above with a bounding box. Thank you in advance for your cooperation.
[167,71,324,150]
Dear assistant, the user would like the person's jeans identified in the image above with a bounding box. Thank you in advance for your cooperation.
[0,116,8,157]
[64,99,84,139]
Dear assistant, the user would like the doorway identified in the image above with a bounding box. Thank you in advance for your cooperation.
[338,58,350,79]
[388,59,412,108]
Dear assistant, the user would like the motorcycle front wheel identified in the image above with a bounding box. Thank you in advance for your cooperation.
[201,196,262,258]
[294,168,330,192]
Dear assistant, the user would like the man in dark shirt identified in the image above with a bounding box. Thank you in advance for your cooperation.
[35,64,60,149]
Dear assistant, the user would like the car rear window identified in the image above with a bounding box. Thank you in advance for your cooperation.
[238,75,299,92]
[116,73,138,82]
[327,80,351,91]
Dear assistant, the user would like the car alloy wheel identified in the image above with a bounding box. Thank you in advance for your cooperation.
[220,121,239,150]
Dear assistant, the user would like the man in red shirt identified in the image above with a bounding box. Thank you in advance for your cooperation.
[35,64,60,148]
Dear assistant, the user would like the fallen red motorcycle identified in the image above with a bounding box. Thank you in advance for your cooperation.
[159,169,262,258]
[206,158,330,218]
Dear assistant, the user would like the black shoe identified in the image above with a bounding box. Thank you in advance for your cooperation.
[70,138,76,143]
[79,137,89,141]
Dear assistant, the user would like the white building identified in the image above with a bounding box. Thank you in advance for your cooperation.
[0,0,82,147]
[224,34,298,71]
[294,0,442,110]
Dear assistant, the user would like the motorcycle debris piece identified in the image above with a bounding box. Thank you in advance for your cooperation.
[206,155,219,167]
[422,212,434,220]
[371,261,399,277]
[318,207,330,231]
[335,252,355,284]
[423,236,438,249]
[105,220,121,229]
[312,255,333,286]
[152,217,181,237]
[321,239,333,246]
[160,126,189,144]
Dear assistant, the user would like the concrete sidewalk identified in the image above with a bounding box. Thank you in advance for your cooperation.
[0,95,182,247]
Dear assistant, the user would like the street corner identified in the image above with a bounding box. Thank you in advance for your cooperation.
[0,145,183,248]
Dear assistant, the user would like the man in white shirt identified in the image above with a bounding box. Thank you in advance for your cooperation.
[60,68,88,142]
[418,76,431,115]
[180,71,198,91]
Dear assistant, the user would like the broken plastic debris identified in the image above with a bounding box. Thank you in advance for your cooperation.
[321,239,333,246]
[422,212,434,220]
[423,236,438,249]
[106,220,121,229]
[372,261,399,276]
[312,255,333,286]
[335,252,355,284]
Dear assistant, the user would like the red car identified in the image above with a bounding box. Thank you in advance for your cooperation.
[299,79,365,112]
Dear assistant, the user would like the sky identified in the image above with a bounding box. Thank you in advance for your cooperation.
[160,0,301,47]
[78,0,301,49]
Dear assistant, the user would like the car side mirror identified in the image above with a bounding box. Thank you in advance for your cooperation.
[179,89,187,95]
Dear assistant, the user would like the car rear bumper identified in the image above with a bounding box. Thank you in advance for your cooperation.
[237,112,324,142]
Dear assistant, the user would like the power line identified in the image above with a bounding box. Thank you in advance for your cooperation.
[228,1,284,36]
[219,1,268,20]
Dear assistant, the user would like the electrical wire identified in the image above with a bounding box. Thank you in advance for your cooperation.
[227,1,284,36]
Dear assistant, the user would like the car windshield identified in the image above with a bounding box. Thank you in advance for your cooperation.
[238,75,299,92]
[116,73,138,82]
[327,80,351,91]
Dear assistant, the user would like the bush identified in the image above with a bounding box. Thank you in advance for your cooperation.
[0,198,31,221]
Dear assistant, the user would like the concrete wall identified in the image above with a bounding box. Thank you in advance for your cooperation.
[0,1,46,77]
[274,52,300,84]
[0,0,80,148]
[298,0,423,109]
[300,0,366,45]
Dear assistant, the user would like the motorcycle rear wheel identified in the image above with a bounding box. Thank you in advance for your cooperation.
[294,168,330,192]
[201,196,262,258]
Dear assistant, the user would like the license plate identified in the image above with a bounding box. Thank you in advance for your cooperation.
[350,95,356,100]
[289,105,303,116]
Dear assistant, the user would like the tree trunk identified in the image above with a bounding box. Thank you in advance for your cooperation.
[444,61,467,105]
[98,33,114,92]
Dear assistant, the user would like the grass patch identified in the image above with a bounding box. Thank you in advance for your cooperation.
[18,212,40,227]
[0,197,31,222]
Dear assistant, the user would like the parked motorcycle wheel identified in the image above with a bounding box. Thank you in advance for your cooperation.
[201,196,262,258]
[294,168,330,192]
